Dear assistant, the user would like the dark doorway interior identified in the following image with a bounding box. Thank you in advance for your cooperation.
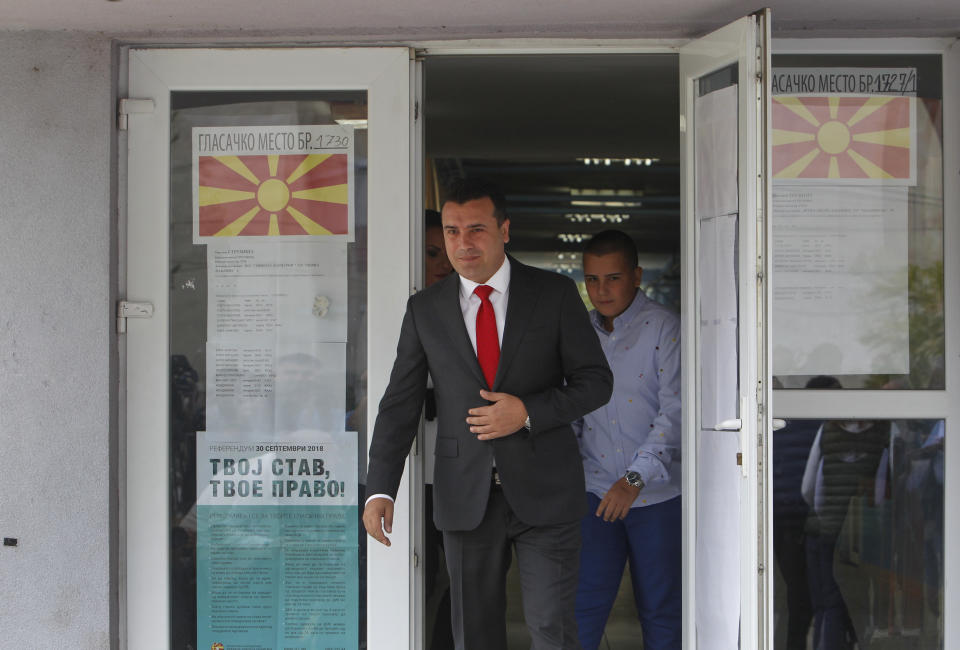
[423,53,681,649]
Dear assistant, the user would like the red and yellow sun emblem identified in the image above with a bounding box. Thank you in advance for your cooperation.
[197,153,348,237]
[772,95,913,181]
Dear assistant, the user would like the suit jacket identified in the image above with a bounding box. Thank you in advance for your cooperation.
[367,256,613,531]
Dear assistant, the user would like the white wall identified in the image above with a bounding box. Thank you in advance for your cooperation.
[0,31,115,648]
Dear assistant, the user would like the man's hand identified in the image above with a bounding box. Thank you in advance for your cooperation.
[363,497,394,547]
[595,478,641,522]
[467,390,528,440]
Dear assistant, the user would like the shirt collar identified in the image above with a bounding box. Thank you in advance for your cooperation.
[591,288,647,332]
[459,255,511,300]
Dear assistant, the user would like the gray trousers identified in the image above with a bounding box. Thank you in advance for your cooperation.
[442,486,583,650]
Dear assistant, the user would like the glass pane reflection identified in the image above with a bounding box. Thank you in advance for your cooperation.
[773,418,943,649]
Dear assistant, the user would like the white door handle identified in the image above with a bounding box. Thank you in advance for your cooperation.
[712,398,749,476]
[714,418,742,431]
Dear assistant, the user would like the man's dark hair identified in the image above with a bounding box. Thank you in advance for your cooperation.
[583,229,639,269]
[425,209,442,230]
[441,177,508,225]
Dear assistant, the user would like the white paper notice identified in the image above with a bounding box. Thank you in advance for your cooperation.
[772,185,909,376]
[695,82,740,430]
[695,84,739,220]
[699,214,739,430]
[208,242,348,343]
[206,340,347,435]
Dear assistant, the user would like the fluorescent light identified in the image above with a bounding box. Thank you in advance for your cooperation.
[574,157,659,166]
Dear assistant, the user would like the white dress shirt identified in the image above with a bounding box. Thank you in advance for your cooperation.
[366,257,511,506]
[456,256,510,352]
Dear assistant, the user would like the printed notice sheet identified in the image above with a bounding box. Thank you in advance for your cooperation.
[205,340,347,436]
[204,241,349,434]
[694,83,740,429]
[207,242,348,344]
[771,69,916,377]
[699,214,739,430]
[694,84,739,220]
[196,431,359,650]
[193,124,355,243]
[772,186,909,376]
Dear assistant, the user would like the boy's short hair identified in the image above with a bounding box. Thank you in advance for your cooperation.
[583,230,639,269]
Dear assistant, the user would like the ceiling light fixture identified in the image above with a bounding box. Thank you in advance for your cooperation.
[577,157,659,167]
[335,119,368,129]
[569,200,642,208]
[570,188,643,197]
[563,213,633,224]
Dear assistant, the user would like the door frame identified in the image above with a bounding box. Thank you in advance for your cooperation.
[121,46,413,649]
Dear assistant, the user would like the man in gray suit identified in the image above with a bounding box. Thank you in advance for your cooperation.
[363,178,613,650]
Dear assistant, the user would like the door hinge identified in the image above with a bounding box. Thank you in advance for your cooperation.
[414,100,420,121]
[413,551,420,568]
[118,98,155,131]
[117,300,154,333]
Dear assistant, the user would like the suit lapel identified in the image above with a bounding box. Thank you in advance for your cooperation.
[437,273,488,387]
[493,257,539,389]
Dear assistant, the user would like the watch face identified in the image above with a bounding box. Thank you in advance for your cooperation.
[625,471,644,488]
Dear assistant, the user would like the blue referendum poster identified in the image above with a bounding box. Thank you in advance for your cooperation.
[196,431,359,650]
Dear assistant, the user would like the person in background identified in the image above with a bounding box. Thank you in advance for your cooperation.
[802,412,889,650]
[426,208,454,287]
[771,375,839,650]
[574,229,682,650]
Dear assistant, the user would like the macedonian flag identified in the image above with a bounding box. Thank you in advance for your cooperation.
[772,95,914,182]
[196,153,349,238]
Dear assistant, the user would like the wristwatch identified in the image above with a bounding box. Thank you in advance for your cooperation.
[523,416,531,430]
[624,471,645,491]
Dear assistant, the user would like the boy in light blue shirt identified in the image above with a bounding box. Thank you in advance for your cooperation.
[575,230,681,650]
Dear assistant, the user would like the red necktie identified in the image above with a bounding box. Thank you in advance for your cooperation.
[474,284,500,389]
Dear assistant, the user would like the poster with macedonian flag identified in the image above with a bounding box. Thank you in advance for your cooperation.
[193,125,354,244]
[772,95,915,185]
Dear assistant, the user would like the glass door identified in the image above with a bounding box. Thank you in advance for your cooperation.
[124,48,412,650]
[679,11,772,649]
[768,39,958,650]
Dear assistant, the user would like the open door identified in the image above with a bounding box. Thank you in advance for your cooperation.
[680,10,772,650]
[123,48,414,650]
